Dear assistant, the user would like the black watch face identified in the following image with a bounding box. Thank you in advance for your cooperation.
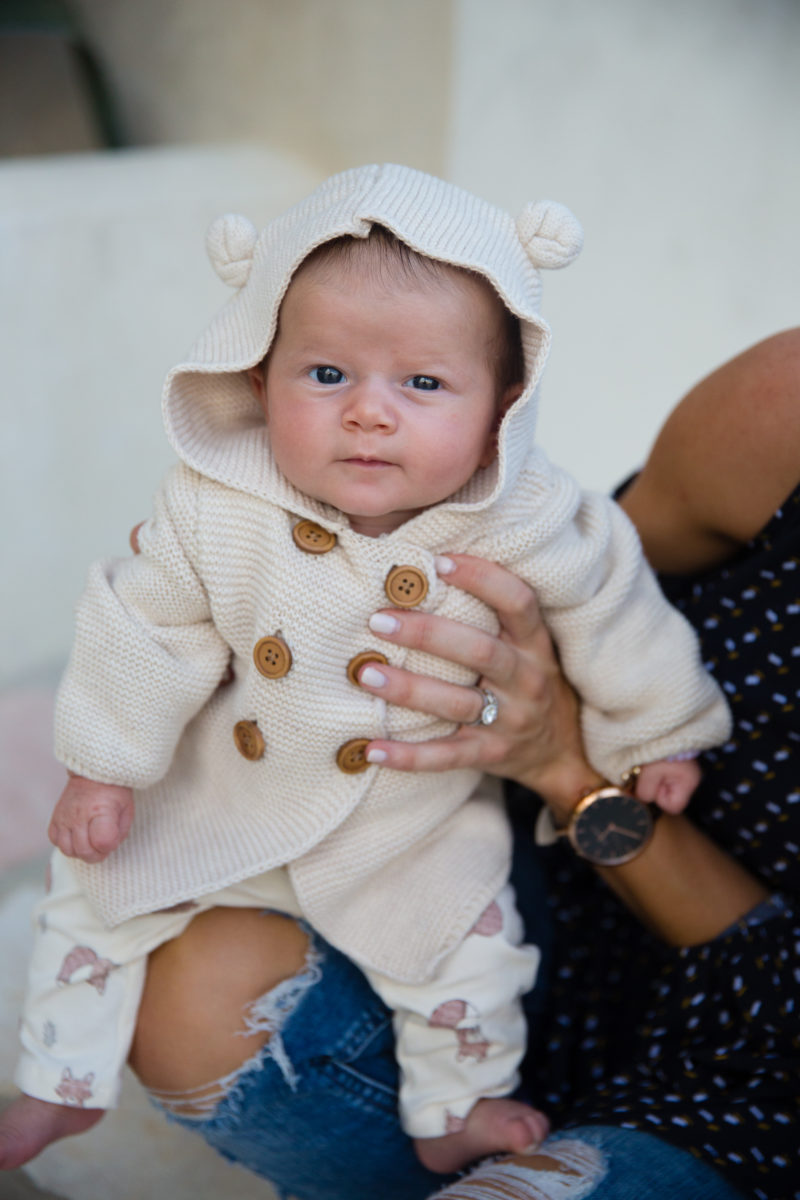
[571,790,654,865]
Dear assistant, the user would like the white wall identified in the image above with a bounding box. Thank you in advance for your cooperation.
[0,146,320,688]
[448,0,800,491]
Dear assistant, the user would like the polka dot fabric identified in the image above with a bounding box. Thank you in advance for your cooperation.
[518,485,800,1200]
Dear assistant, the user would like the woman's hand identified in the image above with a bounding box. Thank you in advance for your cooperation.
[359,554,602,815]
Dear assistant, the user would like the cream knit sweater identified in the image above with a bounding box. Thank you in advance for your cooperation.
[54,166,731,983]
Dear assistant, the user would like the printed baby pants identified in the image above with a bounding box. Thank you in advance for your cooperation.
[15,851,538,1136]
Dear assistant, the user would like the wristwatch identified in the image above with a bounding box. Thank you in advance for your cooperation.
[535,784,657,866]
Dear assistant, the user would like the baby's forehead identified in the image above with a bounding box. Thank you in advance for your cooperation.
[289,232,504,313]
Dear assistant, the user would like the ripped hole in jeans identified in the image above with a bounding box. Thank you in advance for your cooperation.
[427,1139,607,1200]
[148,931,323,1119]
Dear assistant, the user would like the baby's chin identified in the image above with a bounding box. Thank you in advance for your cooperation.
[341,489,468,536]
[345,510,420,537]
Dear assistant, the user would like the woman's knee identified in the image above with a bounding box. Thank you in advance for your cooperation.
[129,907,310,1103]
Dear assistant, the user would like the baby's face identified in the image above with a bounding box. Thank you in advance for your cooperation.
[250,257,516,537]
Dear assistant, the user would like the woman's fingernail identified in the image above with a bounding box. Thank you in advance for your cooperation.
[359,666,386,688]
[369,613,400,634]
[366,748,387,763]
[434,555,456,575]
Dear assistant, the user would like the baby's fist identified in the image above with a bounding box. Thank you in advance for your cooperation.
[634,758,701,815]
[49,775,134,863]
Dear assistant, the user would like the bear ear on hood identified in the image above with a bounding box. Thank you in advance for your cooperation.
[206,213,259,288]
[516,200,583,270]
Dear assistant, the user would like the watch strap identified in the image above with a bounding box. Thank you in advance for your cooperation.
[534,804,562,847]
[535,782,623,846]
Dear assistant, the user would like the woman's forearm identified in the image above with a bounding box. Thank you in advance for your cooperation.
[535,763,768,946]
[596,813,768,945]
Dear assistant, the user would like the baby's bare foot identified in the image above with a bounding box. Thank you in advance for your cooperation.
[0,1093,103,1170]
[415,1097,549,1174]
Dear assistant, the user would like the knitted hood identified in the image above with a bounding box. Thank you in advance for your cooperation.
[163,163,583,526]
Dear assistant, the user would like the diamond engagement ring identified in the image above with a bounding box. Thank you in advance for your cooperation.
[472,687,499,726]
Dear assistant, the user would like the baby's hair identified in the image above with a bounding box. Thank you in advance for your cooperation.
[293,225,524,397]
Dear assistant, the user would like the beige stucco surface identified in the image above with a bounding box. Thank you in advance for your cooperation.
[72,0,452,176]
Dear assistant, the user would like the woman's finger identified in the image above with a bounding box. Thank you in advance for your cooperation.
[357,661,486,725]
[367,609,518,686]
[366,726,513,774]
[434,554,551,648]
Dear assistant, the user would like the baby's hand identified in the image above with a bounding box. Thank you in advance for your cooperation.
[633,758,701,815]
[48,775,134,863]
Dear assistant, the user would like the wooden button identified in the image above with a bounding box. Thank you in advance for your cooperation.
[292,519,337,554]
[253,635,292,679]
[346,650,389,687]
[384,564,428,607]
[129,522,144,554]
[336,738,371,774]
[233,720,265,761]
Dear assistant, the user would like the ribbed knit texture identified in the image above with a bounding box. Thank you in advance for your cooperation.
[55,165,730,982]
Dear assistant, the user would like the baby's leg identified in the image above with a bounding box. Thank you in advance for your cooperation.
[1,852,198,1170]
[366,884,547,1175]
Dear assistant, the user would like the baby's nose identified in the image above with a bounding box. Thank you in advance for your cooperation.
[344,381,396,428]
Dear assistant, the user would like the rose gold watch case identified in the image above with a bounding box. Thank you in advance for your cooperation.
[565,786,656,866]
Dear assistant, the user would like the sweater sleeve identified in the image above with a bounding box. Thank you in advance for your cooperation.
[473,459,732,782]
[547,492,731,780]
[54,464,231,788]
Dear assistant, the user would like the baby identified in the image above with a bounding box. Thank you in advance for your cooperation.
[1,164,730,1178]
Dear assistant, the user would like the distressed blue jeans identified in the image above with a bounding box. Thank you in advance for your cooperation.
[158,932,745,1200]
[154,826,745,1200]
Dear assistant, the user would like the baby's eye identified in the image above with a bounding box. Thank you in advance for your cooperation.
[406,375,440,391]
[310,366,345,385]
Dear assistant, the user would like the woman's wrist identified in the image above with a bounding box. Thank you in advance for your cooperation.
[520,757,606,825]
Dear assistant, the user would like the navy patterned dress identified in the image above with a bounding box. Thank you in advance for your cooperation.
[516,485,800,1200]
